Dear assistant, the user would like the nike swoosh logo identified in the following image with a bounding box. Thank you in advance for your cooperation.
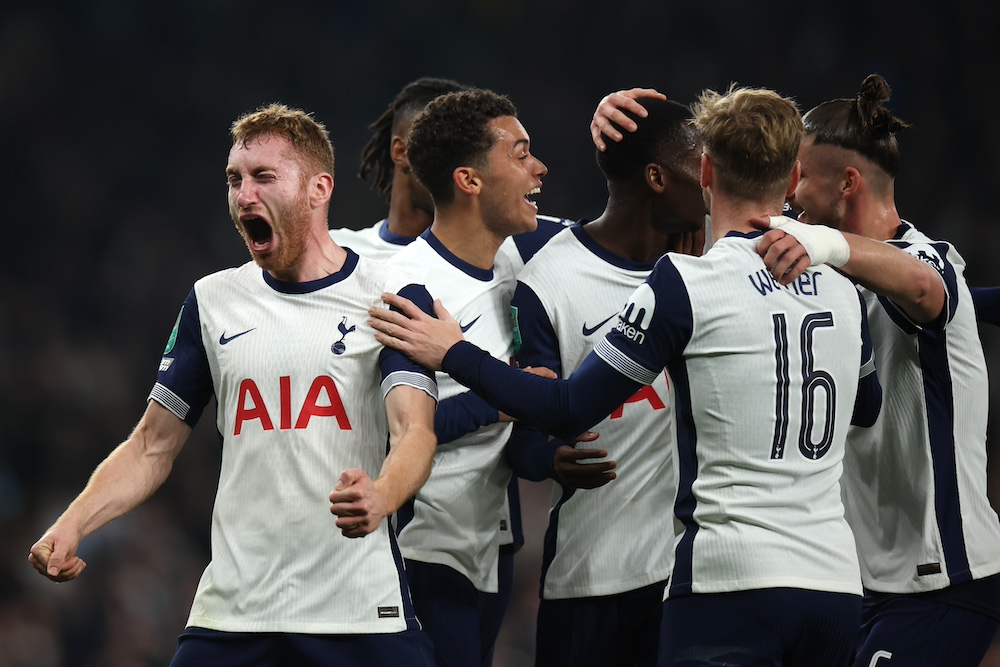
[459,316,481,333]
[581,313,617,337]
[219,328,256,345]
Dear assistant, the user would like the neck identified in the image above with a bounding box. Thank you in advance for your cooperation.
[429,205,505,271]
[268,224,347,283]
[709,194,784,243]
[585,196,673,263]
[385,182,434,238]
[846,190,903,242]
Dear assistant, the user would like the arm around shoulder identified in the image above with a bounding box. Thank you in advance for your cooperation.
[839,233,945,324]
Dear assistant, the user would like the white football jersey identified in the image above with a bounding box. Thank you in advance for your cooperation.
[597,233,874,597]
[843,222,1000,593]
[329,220,414,265]
[388,231,518,593]
[513,225,676,599]
[148,251,436,633]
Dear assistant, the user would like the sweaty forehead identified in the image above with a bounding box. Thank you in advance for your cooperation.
[489,116,529,148]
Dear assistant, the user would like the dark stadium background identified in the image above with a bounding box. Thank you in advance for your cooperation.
[3,2,999,664]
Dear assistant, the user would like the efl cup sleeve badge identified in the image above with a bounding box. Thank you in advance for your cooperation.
[163,306,184,354]
[159,306,183,371]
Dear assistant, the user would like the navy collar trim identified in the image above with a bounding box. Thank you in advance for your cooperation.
[573,224,659,271]
[724,230,766,240]
[262,248,360,294]
[378,219,418,246]
[892,220,913,240]
[420,229,494,281]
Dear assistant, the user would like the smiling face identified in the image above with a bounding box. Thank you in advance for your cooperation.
[226,133,315,272]
[478,116,547,238]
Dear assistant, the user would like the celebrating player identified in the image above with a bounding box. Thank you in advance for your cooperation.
[507,97,705,666]
[28,104,439,666]
[369,85,883,667]
[759,74,1000,667]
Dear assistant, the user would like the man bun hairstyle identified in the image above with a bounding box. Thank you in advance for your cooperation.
[803,74,912,177]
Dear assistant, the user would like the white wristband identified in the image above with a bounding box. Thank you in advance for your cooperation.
[767,216,850,268]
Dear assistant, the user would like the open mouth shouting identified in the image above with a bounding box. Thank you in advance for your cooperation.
[240,214,275,254]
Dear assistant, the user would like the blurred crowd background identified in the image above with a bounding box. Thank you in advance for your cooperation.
[3,1,1000,665]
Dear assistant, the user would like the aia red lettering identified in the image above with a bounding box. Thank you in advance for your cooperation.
[234,375,353,435]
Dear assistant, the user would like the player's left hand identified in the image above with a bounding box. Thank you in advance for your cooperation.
[752,216,813,285]
[370,294,461,371]
[329,469,388,538]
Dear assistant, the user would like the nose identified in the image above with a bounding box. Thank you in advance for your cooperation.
[535,157,548,178]
[235,181,258,209]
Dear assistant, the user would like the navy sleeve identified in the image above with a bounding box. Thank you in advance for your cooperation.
[971,286,1000,327]
[506,281,569,479]
[506,424,565,481]
[851,290,882,427]
[442,341,642,440]
[434,392,500,444]
[379,283,438,392]
[148,288,214,427]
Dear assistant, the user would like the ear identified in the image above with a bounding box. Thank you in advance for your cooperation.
[310,172,335,208]
[842,166,862,198]
[785,160,801,199]
[390,134,408,167]
[453,166,481,197]
[645,164,667,194]
[700,152,712,188]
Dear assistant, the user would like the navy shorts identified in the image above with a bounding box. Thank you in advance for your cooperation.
[852,595,999,667]
[169,626,435,667]
[535,580,665,667]
[659,588,861,666]
[406,559,501,667]
[480,545,516,666]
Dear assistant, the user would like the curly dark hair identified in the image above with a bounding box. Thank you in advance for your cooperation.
[803,74,912,177]
[406,89,518,206]
[358,77,469,196]
[596,98,699,182]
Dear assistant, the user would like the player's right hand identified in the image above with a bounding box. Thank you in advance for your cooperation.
[591,88,667,152]
[28,529,86,582]
[553,445,617,490]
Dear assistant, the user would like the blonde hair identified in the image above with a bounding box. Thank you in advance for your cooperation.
[231,103,335,177]
[692,85,802,200]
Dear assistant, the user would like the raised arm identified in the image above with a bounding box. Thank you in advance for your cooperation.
[28,400,192,582]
